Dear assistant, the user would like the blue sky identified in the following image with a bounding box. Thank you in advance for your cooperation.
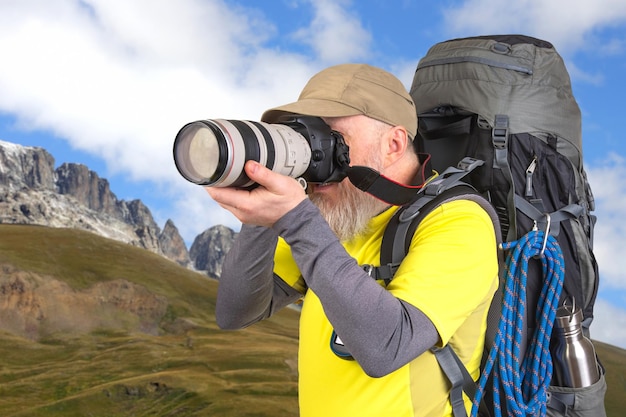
[1,0,625,349]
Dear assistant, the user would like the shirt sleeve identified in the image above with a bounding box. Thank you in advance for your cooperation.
[272,199,441,378]
[215,224,303,330]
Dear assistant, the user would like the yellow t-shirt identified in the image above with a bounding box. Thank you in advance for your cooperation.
[274,199,498,417]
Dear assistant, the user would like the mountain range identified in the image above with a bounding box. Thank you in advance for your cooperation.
[0,139,234,277]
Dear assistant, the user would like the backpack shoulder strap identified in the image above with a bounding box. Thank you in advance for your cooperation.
[383,183,486,259]
[432,344,479,417]
[367,157,500,284]
[365,158,503,417]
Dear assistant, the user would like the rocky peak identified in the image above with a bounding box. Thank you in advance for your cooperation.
[0,140,189,263]
[0,140,56,190]
[189,225,237,278]
[0,139,237,277]
[159,220,192,268]
[56,162,119,215]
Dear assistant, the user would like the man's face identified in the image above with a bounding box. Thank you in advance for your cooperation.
[308,115,390,241]
[309,115,384,203]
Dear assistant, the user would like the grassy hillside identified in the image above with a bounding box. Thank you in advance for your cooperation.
[0,224,299,416]
[0,224,623,416]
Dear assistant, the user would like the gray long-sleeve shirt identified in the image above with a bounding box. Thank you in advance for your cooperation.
[216,199,438,377]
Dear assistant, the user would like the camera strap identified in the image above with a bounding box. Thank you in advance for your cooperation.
[347,154,434,205]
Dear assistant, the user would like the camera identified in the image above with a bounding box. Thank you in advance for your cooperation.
[173,115,350,188]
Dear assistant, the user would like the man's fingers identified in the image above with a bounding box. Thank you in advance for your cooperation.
[203,160,307,227]
[244,161,276,191]
[205,186,245,211]
[245,160,301,195]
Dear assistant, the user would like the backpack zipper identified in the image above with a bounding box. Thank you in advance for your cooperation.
[525,156,538,197]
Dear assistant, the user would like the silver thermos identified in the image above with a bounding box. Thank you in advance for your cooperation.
[551,298,600,388]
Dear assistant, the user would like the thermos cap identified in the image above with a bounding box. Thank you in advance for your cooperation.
[555,298,583,329]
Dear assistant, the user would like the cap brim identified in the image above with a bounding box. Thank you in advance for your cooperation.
[261,98,363,123]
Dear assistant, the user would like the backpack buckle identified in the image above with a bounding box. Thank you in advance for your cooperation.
[492,114,509,149]
[457,157,484,172]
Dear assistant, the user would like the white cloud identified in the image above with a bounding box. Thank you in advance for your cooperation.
[563,60,605,87]
[292,0,372,63]
[583,155,626,349]
[586,154,626,291]
[591,298,626,349]
[442,0,626,55]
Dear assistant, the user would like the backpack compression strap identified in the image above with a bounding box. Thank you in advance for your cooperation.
[514,194,584,239]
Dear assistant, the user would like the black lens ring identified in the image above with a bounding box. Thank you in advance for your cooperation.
[229,120,261,187]
[249,121,276,170]
[173,121,229,185]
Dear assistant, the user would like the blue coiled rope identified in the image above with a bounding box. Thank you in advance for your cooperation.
[471,229,565,417]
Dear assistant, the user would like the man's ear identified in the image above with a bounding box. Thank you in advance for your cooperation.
[384,126,410,166]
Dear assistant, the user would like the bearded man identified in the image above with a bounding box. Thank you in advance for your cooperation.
[206,64,498,417]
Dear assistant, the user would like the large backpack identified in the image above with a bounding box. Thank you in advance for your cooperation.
[376,35,606,417]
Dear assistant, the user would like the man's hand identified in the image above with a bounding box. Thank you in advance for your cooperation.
[205,160,307,227]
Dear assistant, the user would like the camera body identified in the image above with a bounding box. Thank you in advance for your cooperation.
[173,115,350,188]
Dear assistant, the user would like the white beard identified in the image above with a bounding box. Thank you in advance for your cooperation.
[310,180,389,242]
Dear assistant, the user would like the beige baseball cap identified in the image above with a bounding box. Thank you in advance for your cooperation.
[261,63,417,139]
